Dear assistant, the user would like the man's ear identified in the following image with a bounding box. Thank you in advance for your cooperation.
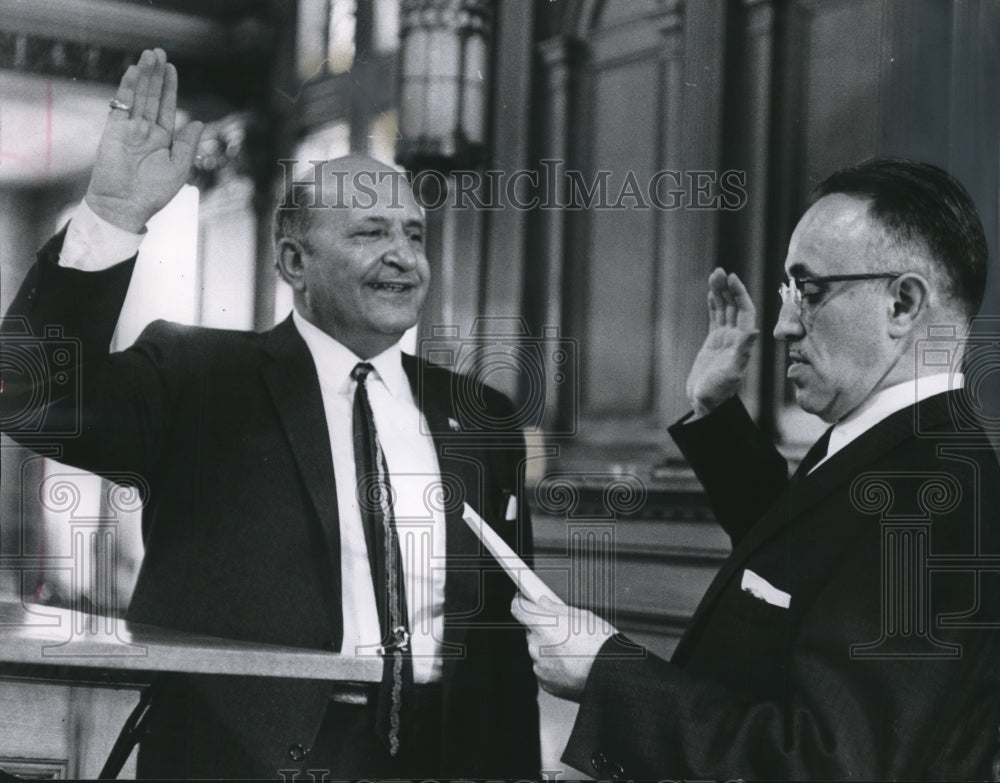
[275,237,308,291]
[887,272,930,336]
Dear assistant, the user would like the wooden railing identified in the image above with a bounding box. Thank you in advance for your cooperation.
[0,601,380,779]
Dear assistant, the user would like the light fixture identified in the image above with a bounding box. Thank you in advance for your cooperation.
[396,0,492,172]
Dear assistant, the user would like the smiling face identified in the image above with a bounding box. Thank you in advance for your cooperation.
[281,159,429,358]
[774,194,904,422]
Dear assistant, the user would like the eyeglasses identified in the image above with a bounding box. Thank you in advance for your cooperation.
[778,272,904,315]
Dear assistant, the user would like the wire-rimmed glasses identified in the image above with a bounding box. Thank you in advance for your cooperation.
[778,273,905,316]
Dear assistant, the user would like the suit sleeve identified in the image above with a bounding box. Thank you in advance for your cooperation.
[563,555,1000,780]
[668,396,788,544]
[1,229,173,479]
[565,402,1000,779]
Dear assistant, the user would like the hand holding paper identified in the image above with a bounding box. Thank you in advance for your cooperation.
[460,502,617,700]
[509,591,615,701]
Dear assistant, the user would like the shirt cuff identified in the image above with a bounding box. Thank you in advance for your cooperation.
[58,199,146,271]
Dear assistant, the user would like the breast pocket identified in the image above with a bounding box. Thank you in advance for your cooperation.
[720,575,791,630]
[689,577,794,696]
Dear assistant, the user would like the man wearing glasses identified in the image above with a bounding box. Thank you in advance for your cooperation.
[513,158,1000,779]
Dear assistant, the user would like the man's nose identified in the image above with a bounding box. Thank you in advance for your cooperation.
[773,297,805,341]
[382,233,420,271]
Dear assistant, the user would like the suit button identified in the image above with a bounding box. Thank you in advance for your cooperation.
[610,762,625,780]
[323,640,338,651]
[287,743,309,762]
[591,752,607,772]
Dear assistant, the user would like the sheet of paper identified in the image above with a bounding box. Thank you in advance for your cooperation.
[462,503,564,605]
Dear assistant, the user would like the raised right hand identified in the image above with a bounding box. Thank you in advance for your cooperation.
[685,268,760,418]
[84,49,204,233]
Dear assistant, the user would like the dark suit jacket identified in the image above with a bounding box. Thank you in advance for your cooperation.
[564,394,1000,780]
[0,231,540,779]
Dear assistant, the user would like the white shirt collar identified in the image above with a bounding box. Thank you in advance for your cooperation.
[826,372,963,459]
[291,309,409,398]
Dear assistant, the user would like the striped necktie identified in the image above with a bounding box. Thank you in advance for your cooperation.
[351,362,412,755]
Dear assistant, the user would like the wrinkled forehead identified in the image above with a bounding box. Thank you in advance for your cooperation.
[784,193,883,278]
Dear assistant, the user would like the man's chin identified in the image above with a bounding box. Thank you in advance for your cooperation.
[369,300,424,329]
[368,307,420,331]
[792,388,831,420]
[378,315,419,332]
[369,318,419,343]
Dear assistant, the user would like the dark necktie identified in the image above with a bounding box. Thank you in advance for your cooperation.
[792,425,834,483]
[351,362,412,756]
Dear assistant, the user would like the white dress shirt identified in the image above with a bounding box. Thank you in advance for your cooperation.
[58,201,448,681]
[293,311,447,682]
[812,372,965,472]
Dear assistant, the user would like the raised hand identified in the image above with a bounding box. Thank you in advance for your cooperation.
[685,268,760,418]
[85,49,204,233]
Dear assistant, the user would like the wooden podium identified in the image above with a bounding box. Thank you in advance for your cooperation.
[0,601,380,779]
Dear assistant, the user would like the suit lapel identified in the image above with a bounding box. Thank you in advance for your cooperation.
[261,316,343,643]
[737,392,956,559]
[674,392,958,662]
[402,356,482,671]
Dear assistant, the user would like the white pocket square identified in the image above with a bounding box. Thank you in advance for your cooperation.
[741,569,791,609]
[447,417,461,431]
[504,494,518,521]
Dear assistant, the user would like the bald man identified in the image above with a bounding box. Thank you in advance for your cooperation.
[1,50,539,779]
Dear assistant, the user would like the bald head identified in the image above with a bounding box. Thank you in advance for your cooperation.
[273,154,417,251]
